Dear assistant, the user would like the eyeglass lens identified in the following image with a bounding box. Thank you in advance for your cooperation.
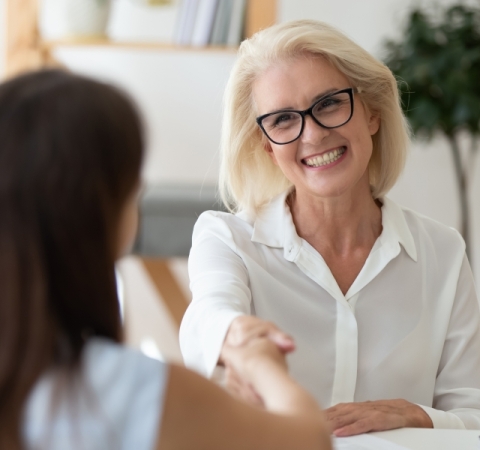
[260,91,352,144]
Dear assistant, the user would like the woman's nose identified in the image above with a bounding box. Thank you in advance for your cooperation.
[300,115,330,144]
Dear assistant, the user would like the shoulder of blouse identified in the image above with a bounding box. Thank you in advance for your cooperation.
[394,201,466,255]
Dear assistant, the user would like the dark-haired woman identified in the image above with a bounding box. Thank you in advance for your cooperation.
[0,70,331,450]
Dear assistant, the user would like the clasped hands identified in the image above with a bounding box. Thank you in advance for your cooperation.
[219,316,433,436]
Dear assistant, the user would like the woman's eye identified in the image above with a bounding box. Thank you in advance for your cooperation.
[262,112,301,131]
[319,97,341,109]
[315,93,350,113]
[274,113,294,125]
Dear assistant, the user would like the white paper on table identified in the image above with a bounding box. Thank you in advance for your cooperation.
[333,433,409,450]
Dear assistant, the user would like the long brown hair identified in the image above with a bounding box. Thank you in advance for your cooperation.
[0,69,144,448]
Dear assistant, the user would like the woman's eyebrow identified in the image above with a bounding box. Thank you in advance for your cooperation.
[311,88,340,104]
[265,88,341,114]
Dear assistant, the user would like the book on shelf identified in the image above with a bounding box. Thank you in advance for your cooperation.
[226,0,247,47]
[174,0,249,47]
[210,0,233,45]
[174,0,200,45]
[173,0,188,44]
[191,0,219,47]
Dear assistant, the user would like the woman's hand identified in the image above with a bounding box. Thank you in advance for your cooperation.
[222,338,320,416]
[219,316,295,405]
[221,316,296,353]
[325,399,433,437]
[222,334,289,407]
[222,337,289,380]
[224,365,265,407]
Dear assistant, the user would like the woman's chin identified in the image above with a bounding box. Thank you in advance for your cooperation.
[294,173,372,202]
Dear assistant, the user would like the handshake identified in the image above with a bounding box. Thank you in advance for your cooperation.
[219,316,433,437]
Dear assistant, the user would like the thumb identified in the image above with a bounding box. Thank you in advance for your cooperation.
[267,330,295,352]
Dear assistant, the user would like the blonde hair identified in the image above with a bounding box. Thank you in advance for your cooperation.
[219,19,410,213]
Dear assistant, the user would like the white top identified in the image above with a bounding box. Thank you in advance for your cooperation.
[180,192,480,429]
[23,338,168,450]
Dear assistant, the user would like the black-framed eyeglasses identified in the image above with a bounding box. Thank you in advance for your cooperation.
[256,87,360,145]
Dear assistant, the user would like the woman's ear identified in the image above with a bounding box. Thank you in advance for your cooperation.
[368,114,380,136]
[263,141,279,165]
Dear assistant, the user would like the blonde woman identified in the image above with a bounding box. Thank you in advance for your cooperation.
[180,20,480,436]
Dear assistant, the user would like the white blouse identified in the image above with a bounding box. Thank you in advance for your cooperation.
[180,192,480,429]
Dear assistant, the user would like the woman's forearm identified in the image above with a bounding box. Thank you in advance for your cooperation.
[221,338,323,419]
[249,356,321,416]
[158,364,331,450]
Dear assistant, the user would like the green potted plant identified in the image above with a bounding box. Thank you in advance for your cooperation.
[383,5,480,258]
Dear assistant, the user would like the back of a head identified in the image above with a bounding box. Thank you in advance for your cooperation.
[0,69,144,448]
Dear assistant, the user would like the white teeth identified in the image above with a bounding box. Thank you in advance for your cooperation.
[304,147,345,167]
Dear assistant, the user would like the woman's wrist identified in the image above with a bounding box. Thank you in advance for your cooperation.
[407,404,434,428]
[248,357,320,416]
[222,338,320,417]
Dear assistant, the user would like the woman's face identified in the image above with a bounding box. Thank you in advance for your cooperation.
[253,55,380,200]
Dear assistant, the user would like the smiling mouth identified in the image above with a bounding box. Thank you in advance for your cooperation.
[302,146,346,167]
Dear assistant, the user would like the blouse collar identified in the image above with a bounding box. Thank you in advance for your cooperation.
[251,191,418,262]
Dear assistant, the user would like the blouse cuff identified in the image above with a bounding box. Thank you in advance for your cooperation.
[203,309,246,378]
[417,404,466,429]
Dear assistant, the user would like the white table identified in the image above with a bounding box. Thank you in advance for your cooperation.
[371,428,480,450]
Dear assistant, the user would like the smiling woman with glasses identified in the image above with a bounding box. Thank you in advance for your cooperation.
[180,19,480,436]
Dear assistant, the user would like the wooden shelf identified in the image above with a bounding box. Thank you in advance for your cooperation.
[6,0,277,77]
[42,39,238,54]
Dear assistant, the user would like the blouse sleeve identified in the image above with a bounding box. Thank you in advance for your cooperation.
[419,253,480,429]
[179,212,252,377]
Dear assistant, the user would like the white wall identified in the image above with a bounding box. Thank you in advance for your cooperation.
[0,0,5,79]
[53,46,236,185]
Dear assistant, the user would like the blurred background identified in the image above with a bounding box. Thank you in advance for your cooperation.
[0,0,479,360]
